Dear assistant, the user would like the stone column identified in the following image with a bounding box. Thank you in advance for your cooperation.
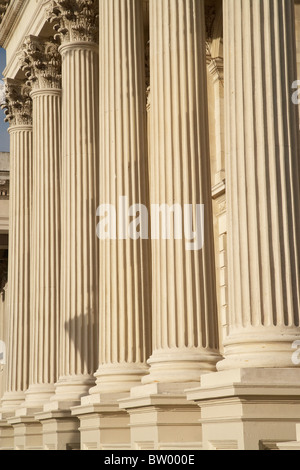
[217,0,300,371]
[144,0,220,384]
[0,80,32,412]
[15,36,61,411]
[89,0,151,396]
[46,0,99,404]
[120,0,220,450]
[187,0,300,451]
[71,0,151,450]
[0,80,32,449]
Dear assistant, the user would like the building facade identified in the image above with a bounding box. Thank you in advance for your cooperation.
[0,0,299,451]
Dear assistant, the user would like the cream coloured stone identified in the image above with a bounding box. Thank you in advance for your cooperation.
[0,0,300,452]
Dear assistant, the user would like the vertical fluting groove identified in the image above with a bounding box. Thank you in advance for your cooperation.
[219,0,300,371]
[144,0,220,384]
[93,0,151,394]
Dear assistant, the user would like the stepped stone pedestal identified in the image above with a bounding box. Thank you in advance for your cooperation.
[187,369,300,451]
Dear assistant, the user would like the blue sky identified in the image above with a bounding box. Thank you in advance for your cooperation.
[0,48,9,152]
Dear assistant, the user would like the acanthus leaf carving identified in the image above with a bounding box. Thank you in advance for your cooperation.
[46,0,99,44]
[1,78,32,126]
[19,36,62,90]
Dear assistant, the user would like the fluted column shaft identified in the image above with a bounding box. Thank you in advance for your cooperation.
[91,0,151,395]
[144,0,220,384]
[1,124,32,409]
[54,42,99,401]
[24,89,61,405]
[219,0,300,370]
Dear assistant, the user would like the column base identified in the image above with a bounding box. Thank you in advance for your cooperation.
[31,376,94,450]
[186,368,300,450]
[119,383,202,450]
[0,399,23,450]
[32,397,83,450]
[71,392,131,450]
[143,349,221,384]
[1,391,25,413]
[217,329,300,370]
[50,374,95,405]
[14,384,55,417]
[91,363,149,395]
[35,409,80,450]
[3,391,45,449]
[7,416,43,450]
[0,419,14,449]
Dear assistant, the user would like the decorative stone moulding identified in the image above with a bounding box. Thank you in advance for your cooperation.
[19,36,62,90]
[0,0,10,25]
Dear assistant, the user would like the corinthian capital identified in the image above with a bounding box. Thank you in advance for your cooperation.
[19,36,62,90]
[1,79,32,126]
[46,0,98,44]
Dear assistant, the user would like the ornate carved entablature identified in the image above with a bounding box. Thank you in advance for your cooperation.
[1,79,32,126]
[45,0,99,44]
[0,0,10,26]
[18,36,62,90]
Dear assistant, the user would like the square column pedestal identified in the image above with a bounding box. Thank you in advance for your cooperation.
[0,415,14,450]
[186,369,300,450]
[119,384,202,450]
[71,394,132,450]
[7,414,43,450]
[35,403,81,450]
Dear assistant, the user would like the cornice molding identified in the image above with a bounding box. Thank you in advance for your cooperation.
[0,0,27,47]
